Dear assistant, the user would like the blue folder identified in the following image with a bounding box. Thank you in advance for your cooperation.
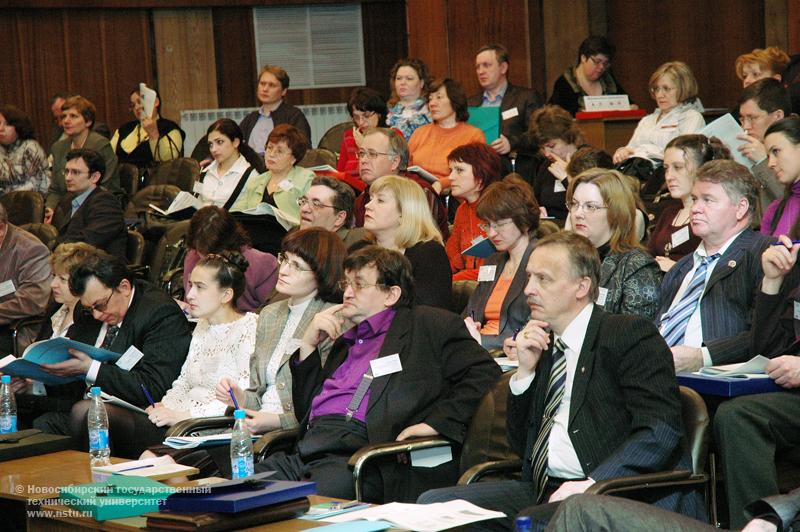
[162,472,316,513]
[677,372,780,397]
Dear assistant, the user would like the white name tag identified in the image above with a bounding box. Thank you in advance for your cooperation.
[411,445,453,468]
[370,353,402,378]
[596,287,609,307]
[115,345,144,371]
[794,301,800,321]
[278,179,294,192]
[671,226,690,248]
[553,179,567,193]
[478,265,497,282]
[192,181,204,195]
[0,280,16,298]
[501,107,519,120]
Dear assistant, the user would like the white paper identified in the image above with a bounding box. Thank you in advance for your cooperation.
[0,280,16,298]
[478,265,497,282]
[794,300,800,321]
[671,226,690,248]
[596,286,609,306]
[583,95,630,111]
[139,83,157,120]
[410,446,452,468]
[700,114,753,168]
[406,165,438,184]
[92,455,196,481]
[501,107,519,120]
[193,181,204,195]
[308,164,337,172]
[370,354,402,378]
[239,202,300,231]
[323,500,506,531]
[494,357,519,368]
[553,179,567,193]
[697,355,771,378]
[115,345,144,371]
[151,191,203,216]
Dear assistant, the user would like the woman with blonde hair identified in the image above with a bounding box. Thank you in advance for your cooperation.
[364,174,452,308]
[566,168,661,319]
[613,61,705,165]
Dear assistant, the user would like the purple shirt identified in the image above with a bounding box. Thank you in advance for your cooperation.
[761,181,800,237]
[310,308,397,422]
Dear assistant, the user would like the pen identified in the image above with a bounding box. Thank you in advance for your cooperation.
[117,464,155,473]
[470,310,475,322]
[770,240,800,246]
[513,328,520,341]
[331,500,362,510]
[140,384,155,408]
[229,388,240,410]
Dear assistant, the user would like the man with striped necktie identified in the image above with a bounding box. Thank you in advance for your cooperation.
[418,232,703,530]
[656,160,771,373]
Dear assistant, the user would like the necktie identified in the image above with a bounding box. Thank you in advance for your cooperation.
[530,337,568,502]
[661,253,720,347]
[101,325,119,350]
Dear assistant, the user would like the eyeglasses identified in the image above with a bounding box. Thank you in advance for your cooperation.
[739,113,768,126]
[351,110,376,124]
[63,168,89,177]
[589,56,611,69]
[566,201,607,214]
[357,149,395,160]
[278,252,313,273]
[338,279,386,293]
[297,197,337,210]
[649,85,677,95]
[478,220,515,233]
[266,144,291,157]
[82,289,115,314]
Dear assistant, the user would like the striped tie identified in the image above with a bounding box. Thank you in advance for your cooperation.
[530,337,568,503]
[661,253,720,347]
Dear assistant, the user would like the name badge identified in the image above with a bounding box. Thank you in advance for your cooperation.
[671,226,690,248]
[192,181,204,195]
[553,179,567,193]
[0,280,16,298]
[501,107,519,120]
[794,301,800,321]
[278,179,294,192]
[116,345,144,371]
[370,353,402,378]
[478,265,497,282]
[596,287,609,307]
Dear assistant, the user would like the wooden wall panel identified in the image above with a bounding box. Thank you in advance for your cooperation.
[406,0,449,79]
[362,0,408,99]
[542,0,589,99]
[212,7,257,109]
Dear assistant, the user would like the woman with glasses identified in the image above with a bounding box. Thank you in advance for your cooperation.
[337,88,389,178]
[548,36,628,116]
[182,206,278,313]
[613,62,705,165]
[461,176,539,353]
[363,174,452,309]
[567,168,660,319]
[0,104,49,195]
[386,58,432,140]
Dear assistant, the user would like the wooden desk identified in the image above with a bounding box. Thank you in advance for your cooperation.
[577,116,640,154]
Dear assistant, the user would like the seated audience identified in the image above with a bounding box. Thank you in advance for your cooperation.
[0,104,49,194]
[364,175,452,309]
[548,36,626,116]
[408,78,486,193]
[737,79,792,213]
[35,250,191,438]
[196,119,260,210]
[566,168,660,319]
[240,65,311,158]
[47,96,121,215]
[386,58,431,140]
[656,160,770,372]
[446,142,504,281]
[613,62,705,165]
[528,105,588,220]
[419,231,702,530]
[110,87,184,171]
[735,46,791,88]
[761,118,800,237]
[183,206,278,313]
[0,203,51,355]
[298,176,368,248]
[354,127,449,239]
[51,149,126,260]
[462,176,540,352]
[255,245,500,501]
[337,88,389,178]
[648,135,730,272]
[105,252,256,458]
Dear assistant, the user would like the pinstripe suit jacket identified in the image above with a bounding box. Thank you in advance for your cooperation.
[242,297,334,429]
[508,306,704,519]
[656,228,771,364]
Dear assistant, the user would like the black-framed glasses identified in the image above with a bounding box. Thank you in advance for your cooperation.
[338,279,386,293]
[277,252,313,273]
[82,289,115,314]
[297,197,337,210]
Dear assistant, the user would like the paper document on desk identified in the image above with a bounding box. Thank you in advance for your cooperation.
[92,455,198,481]
[322,500,506,531]
[697,354,770,378]
[700,114,753,168]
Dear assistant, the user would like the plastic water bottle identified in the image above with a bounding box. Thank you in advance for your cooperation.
[0,375,17,434]
[87,386,111,467]
[230,409,254,479]
[515,516,532,532]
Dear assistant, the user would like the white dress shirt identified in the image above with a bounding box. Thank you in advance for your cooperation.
[201,154,250,207]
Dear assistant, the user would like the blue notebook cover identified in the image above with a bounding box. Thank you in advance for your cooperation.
[677,373,780,397]
[462,236,496,258]
[162,473,316,513]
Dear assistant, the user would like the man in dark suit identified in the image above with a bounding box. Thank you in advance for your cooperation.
[468,44,543,174]
[255,245,500,502]
[51,148,127,260]
[656,160,770,372]
[36,250,192,453]
[419,232,701,531]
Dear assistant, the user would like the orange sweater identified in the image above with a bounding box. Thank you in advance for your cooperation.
[408,122,486,190]
[446,200,486,281]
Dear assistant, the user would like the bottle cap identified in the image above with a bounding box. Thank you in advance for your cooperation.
[515,516,532,528]
[1,375,9,384]
[90,386,101,396]
[233,409,246,420]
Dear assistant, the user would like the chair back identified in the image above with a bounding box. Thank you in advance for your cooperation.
[117,163,140,198]
[0,191,44,225]
[317,121,353,153]
[148,158,201,191]
[679,386,710,475]
[19,223,59,249]
[123,184,181,220]
[126,229,146,266]
[298,148,338,169]
[451,280,477,315]
[149,219,191,285]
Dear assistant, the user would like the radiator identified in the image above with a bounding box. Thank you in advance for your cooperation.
[180,103,349,156]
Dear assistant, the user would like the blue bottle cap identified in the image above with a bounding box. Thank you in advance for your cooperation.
[90,386,101,396]
[515,516,532,528]
[233,409,246,420]
[1,376,10,384]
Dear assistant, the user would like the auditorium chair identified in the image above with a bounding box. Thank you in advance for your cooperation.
[19,223,58,249]
[298,148,338,169]
[0,190,44,225]
[317,121,353,155]
[148,158,201,192]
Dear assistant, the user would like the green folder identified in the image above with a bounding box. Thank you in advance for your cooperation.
[467,106,501,143]
[59,473,175,521]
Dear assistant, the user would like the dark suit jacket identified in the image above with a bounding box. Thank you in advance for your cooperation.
[462,241,534,351]
[508,306,703,518]
[291,305,501,502]
[239,101,312,148]
[405,240,453,310]
[52,186,127,260]
[468,83,542,154]
[656,228,771,364]
[93,280,192,407]
[751,263,800,357]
